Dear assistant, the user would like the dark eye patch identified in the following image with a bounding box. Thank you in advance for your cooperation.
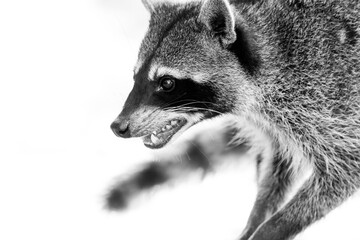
[150,78,235,116]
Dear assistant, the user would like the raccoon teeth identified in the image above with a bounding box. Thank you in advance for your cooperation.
[152,131,157,136]
[151,134,161,145]
[160,123,175,133]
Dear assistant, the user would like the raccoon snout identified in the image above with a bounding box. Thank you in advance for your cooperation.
[111,118,130,138]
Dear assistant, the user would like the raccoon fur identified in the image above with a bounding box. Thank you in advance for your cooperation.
[108,0,360,239]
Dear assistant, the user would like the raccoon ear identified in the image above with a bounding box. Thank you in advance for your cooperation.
[198,0,236,46]
[142,0,156,13]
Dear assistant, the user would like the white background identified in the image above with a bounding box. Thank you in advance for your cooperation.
[0,0,360,239]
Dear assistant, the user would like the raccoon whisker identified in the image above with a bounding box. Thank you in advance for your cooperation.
[165,103,216,110]
[165,106,223,115]
[143,93,190,119]
[168,108,222,115]
[171,107,222,115]
[162,99,216,110]
[140,96,192,121]
[169,99,215,105]
[157,93,189,109]
[132,99,214,131]
[162,102,216,112]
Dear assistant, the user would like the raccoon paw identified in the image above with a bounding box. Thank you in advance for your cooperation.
[105,188,128,210]
[105,162,170,210]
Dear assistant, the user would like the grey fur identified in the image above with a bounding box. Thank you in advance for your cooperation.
[109,0,360,239]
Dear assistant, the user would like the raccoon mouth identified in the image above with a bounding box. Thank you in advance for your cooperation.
[142,118,187,149]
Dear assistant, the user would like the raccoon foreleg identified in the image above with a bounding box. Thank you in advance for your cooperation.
[240,154,292,240]
[248,173,355,240]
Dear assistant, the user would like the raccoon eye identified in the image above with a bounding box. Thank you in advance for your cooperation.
[159,76,176,92]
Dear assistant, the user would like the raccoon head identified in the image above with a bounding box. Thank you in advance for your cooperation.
[111,0,259,149]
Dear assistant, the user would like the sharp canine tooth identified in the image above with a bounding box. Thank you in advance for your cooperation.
[151,134,161,145]
[152,131,157,135]
[171,120,177,126]
[166,125,172,130]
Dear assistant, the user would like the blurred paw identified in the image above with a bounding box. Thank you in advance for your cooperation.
[106,188,128,210]
[104,162,169,210]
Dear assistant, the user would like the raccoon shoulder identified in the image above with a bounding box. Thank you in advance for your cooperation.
[231,0,360,170]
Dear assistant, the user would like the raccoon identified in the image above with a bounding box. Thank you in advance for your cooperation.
[108,0,360,239]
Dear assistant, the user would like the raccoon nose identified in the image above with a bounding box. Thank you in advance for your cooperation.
[111,119,131,138]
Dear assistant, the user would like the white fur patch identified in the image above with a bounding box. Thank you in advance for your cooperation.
[148,64,207,82]
[134,58,144,75]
